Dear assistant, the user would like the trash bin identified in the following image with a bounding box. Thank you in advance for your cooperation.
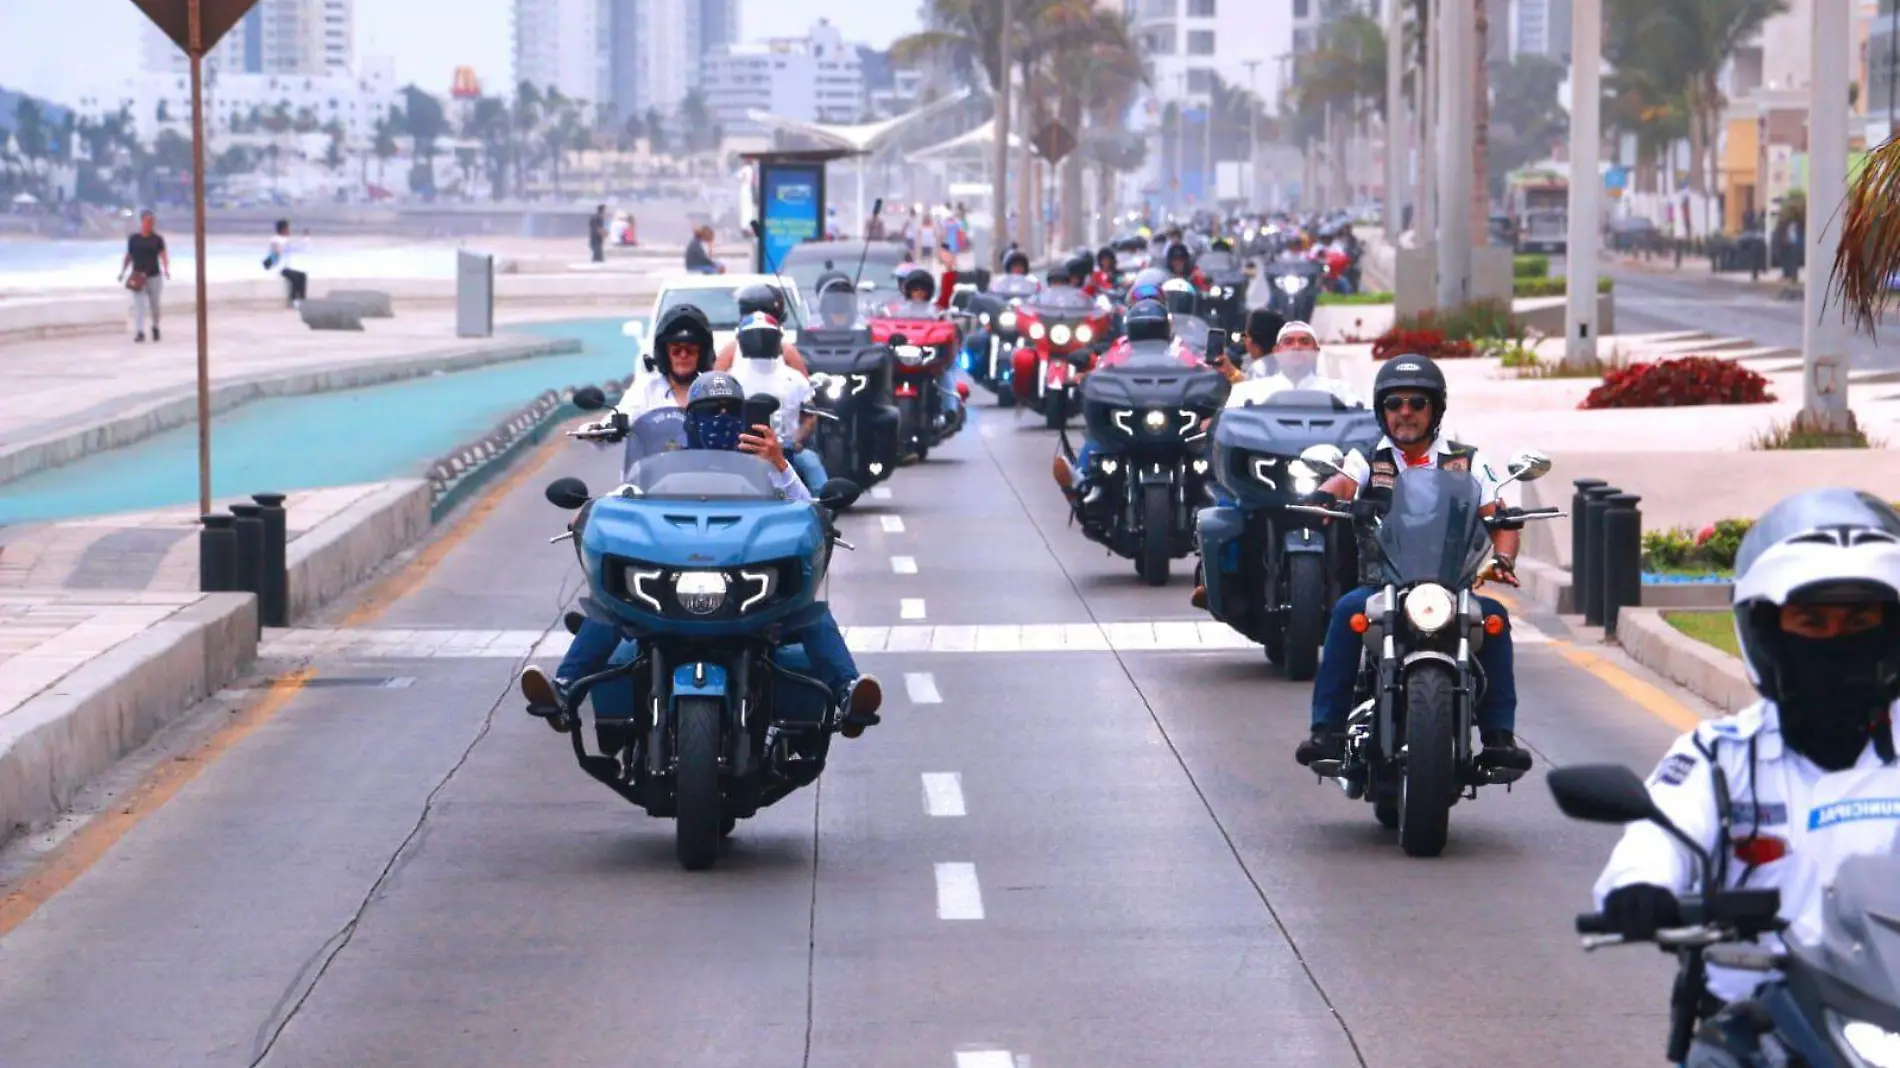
[457,249,494,338]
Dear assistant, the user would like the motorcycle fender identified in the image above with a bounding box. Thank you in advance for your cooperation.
[1282,526,1326,555]
[1134,461,1177,487]
[670,662,729,704]
[1400,650,1461,672]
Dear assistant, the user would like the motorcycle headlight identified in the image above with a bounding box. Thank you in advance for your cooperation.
[1403,583,1455,634]
[979,312,991,326]
[1075,324,1094,344]
[893,344,926,364]
[1051,323,1073,345]
[1207,286,1225,298]
[1028,322,1046,340]
[1141,409,1169,433]
[1111,408,1135,434]
[1835,1014,1900,1068]
[998,311,1017,330]
[1276,274,1309,294]
[675,570,729,615]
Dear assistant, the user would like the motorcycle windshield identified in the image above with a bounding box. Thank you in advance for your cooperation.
[616,450,786,501]
[815,290,860,329]
[879,299,941,320]
[1199,251,1237,273]
[1029,289,1094,315]
[992,276,1041,299]
[1373,468,1494,588]
[1173,315,1211,353]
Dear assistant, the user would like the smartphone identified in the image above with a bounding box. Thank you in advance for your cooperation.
[1203,327,1229,366]
[741,394,781,433]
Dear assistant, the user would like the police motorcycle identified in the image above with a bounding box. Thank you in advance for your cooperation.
[543,388,863,871]
[1293,444,1562,857]
[962,271,1043,406]
[1060,305,1230,585]
[1196,383,1382,679]
[801,275,901,491]
[1550,764,1900,1067]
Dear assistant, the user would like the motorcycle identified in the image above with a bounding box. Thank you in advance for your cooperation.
[1010,287,1115,430]
[1260,258,1323,323]
[1551,764,1900,1067]
[867,298,965,461]
[1295,445,1561,857]
[960,274,1043,406]
[1061,335,1229,585]
[1197,387,1382,679]
[1195,249,1251,335]
[799,328,901,492]
[543,391,863,871]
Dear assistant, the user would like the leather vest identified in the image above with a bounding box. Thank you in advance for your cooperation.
[1355,442,1475,588]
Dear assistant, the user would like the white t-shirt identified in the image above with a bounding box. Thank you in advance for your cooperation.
[1341,434,1514,507]
[727,358,814,443]
[917,219,939,254]
[1226,369,1362,408]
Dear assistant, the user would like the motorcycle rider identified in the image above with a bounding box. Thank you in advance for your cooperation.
[1165,242,1208,291]
[1003,249,1031,276]
[813,273,861,331]
[1053,297,1176,507]
[1087,246,1120,297]
[606,302,718,474]
[518,371,884,737]
[896,267,963,428]
[1224,321,1360,406]
[726,311,827,492]
[714,282,810,374]
[1591,487,1900,1005]
[1294,354,1532,772]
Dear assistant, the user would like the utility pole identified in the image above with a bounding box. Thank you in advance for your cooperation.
[993,0,1012,266]
[1385,0,1404,241]
[1562,0,1602,370]
[1802,0,1854,437]
[1244,59,1262,206]
[1435,0,1472,307]
[1419,0,1439,243]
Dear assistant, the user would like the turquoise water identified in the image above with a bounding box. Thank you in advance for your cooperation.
[0,319,640,525]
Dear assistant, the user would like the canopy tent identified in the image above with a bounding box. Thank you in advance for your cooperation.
[903,119,1043,165]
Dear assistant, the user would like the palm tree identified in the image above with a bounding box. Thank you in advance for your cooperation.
[372,113,400,188]
[12,98,46,193]
[1831,132,1900,331]
[1039,1,1144,245]
[678,89,713,154]
[894,0,1022,248]
[400,85,447,197]
[1289,5,1385,210]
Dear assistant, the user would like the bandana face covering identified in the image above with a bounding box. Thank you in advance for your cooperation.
[684,410,746,451]
[1776,630,1897,770]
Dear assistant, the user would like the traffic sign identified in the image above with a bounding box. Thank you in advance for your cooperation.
[1033,121,1078,164]
[129,0,257,55]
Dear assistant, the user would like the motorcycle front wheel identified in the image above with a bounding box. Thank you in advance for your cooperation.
[674,697,724,871]
[1398,665,1458,858]
[1139,482,1171,586]
[1282,554,1327,681]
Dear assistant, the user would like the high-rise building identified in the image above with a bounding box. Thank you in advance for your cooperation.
[513,0,610,102]
[141,0,351,77]
[1510,0,1572,59]
[703,19,866,135]
[700,0,738,55]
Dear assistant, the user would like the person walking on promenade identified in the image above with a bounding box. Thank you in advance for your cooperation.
[119,209,170,343]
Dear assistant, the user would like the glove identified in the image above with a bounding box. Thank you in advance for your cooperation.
[1478,556,1521,588]
[1296,489,1337,508]
[1602,883,1682,940]
[1349,497,1385,522]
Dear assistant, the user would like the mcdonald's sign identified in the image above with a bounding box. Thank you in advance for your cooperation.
[451,66,481,99]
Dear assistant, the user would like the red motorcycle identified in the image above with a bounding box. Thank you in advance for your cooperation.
[1009,287,1115,429]
[867,298,967,461]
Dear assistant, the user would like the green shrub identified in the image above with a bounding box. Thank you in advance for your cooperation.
[1513,254,1550,279]
[1397,298,1517,341]
[1514,275,1617,298]
[1317,290,1395,305]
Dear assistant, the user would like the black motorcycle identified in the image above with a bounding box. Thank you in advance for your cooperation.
[1061,338,1229,585]
[1196,249,1251,335]
[1260,258,1322,323]
[799,328,901,491]
[1197,389,1381,679]
[1551,764,1900,1067]
[1296,448,1560,857]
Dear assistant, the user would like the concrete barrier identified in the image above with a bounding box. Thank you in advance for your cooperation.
[0,593,258,845]
[326,289,395,317]
[299,297,366,331]
[286,480,433,621]
[1616,607,1756,713]
[1514,292,1617,337]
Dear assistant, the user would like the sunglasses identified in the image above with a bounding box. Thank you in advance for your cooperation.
[1382,395,1432,414]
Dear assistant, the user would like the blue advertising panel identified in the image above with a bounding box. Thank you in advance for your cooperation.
[757,162,825,273]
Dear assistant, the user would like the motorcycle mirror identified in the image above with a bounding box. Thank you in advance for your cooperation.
[545,476,591,510]
[571,386,608,411]
[1507,449,1553,483]
[871,197,883,218]
[817,477,862,511]
[1298,443,1346,480]
[1547,765,1674,828]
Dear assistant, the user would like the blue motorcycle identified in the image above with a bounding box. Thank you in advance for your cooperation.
[543,414,862,870]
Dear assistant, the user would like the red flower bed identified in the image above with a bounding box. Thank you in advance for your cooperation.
[1580,355,1777,409]
[1371,327,1477,361]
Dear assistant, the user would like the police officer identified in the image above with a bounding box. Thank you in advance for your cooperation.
[1592,488,1900,1003]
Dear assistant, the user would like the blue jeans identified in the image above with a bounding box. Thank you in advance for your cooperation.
[789,446,828,491]
[938,368,960,416]
[559,613,860,698]
[1310,585,1516,733]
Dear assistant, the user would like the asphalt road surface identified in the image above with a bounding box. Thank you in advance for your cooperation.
[1597,259,1896,369]
[0,403,1697,1068]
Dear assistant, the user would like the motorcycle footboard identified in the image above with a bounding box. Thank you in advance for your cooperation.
[562,659,649,807]
[1194,505,1246,620]
[762,654,836,734]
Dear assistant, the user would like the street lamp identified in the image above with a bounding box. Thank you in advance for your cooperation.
[1243,58,1262,206]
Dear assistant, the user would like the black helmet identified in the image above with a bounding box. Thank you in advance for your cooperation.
[735,311,784,361]
[901,268,935,302]
[735,282,786,321]
[1046,264,1072,286]
[1064,253,1093,283]
[1165,241,1193,272]
[1160,277,1198,317]
[1096,245,1117,269]
[648,303,717,374]
[814,270,852,296]
[1124,298,1172,343]
[1372,353,1448,440]
[1003,249,1030,274]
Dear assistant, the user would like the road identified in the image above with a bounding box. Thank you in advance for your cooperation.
[1599,259,1896,369]
[0,402,1694,1067]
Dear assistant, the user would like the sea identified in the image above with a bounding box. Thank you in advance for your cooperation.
[0,238,462,292]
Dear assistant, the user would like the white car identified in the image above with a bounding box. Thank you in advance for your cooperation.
[623,272,813,371]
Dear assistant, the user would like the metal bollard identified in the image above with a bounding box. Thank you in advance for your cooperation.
[229,504,267,636]
[200,514,239,593]
[252,492,289,627]
[1580,486,1621,627]
[1570,478,1608,600]
[1602,494,1644,636]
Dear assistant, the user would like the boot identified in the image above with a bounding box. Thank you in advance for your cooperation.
[839,675,883,738]
[519,666,572,734]
[1479,728,1533,772]
[1295,727,1345,766]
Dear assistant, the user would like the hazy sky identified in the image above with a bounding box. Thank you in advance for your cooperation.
[0,0,922,105]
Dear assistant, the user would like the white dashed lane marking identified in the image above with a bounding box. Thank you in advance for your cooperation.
[870,486,893,500]
[890,555,918,574]
[921,773,966,817]
[900,598,927,620]
[955,1051,1017,1068]
[880,515,906,533]
[934,862,984,920]
[904,672,943,704]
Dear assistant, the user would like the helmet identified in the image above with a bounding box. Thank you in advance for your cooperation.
[1731,489,1900,768]
[1126,282,1165,305]
[1096,245,1118,268]
[1129,266,1170,293]
[735,283,785,321]
[648,303,716,374]
[1003,249,1030,274]
[901,268,935,302]
[1046,264,1072,286]
[1165,242,1193,273]
[683,371,748,450]
[814,270,852,295]
[1064,253,1093,283]
[1160,277,1198,317]
[735,311,783,361]
[815,274,858,327]
[1371,354,1447,440]
[1125,299,1172,343]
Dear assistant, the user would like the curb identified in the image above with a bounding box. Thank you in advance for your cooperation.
[1615,607,1757,713]
[0,593,258,844]
[425,376,631,521]
[287,480,434,621]
[0,335,584,487]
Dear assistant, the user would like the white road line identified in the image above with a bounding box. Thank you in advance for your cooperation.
[955,1052,1015,1068]
[935,862,985,920]
[921,773,966,817]
[905,672,942,704]
[880,515,906,533]
[891,555,918,574]
[901,598,927,620]
[870,486,893,500]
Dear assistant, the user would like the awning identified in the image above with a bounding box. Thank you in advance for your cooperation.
[903,119,1042,164]
[744,87,976,155]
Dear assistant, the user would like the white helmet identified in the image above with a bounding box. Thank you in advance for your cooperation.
[1732,488,1900,767]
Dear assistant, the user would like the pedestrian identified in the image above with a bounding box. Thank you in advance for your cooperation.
[685,224,724,274]
[266,219,308,307]
[915,204,938,273]
[589,204,608,262]
[119,209,170,343]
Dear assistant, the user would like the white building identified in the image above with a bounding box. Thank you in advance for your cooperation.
[76,58,401,148]
[513,0,610,103]
[142,0,352,78]
[702,19,866,135]
[521,0,719,118]
[1129,0,1287,111]
[1509,0,1571,60]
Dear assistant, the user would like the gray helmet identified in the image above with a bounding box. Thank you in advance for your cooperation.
[686,370,743,410]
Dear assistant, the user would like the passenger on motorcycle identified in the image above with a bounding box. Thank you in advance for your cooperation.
[898,267,963,424]
[1054,298,1176,507]
[1165,242,1208,291]
[726,311,828,492]
[1592,488,1900,1003]
[1294,354,1532,772]
[1002,249,1031,275]
[1225,321,1360,406]
[715,282,810,374]
[1087,246,1120,297]
[518,370,885,737]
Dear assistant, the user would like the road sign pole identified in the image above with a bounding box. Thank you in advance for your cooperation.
[189,0,212,516]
